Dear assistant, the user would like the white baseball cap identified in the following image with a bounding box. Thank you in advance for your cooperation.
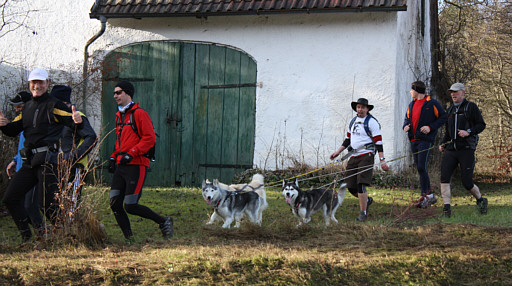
[28,68,49,81]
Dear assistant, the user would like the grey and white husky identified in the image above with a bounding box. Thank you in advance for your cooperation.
[282,179,346,227]
[202,174,268,228]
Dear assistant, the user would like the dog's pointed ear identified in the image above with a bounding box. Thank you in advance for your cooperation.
[295,178,299,187]
[213,179,219,187]
[282,179,285,188]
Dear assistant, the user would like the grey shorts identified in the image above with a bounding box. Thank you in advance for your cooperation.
[345,153,375,189]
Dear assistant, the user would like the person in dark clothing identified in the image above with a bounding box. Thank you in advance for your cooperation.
[0,68,84,242]
[439,82,487,218]
[403,81,446,208]
[5,91,47,236]
[50,85,97,217]
[109,81,173,240]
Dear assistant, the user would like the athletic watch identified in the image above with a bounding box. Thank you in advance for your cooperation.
[467,129,472,134]
[379,157,385,161]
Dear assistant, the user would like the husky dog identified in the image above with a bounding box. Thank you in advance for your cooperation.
[202,174,268,228]
[282,179,346,227]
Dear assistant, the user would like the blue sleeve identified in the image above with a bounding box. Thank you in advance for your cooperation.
[403,103,411,129]
[14,132,25,172]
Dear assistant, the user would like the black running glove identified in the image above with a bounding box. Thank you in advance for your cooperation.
[119,153,133,165]
[108,158,116,173]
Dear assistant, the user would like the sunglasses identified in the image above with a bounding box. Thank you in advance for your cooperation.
[113,90,124,95]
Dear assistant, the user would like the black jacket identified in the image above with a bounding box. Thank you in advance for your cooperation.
[441,99,486,150]
[0,92,81,165]
[60,111,97,166]
[403,95,447,143]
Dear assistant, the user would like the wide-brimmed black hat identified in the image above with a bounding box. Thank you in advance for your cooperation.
[9,91,32,105]
[351,98,374,111]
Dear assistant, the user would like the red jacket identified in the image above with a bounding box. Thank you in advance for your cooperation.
[111,103,155,167]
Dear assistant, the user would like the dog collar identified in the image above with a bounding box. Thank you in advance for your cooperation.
[295,202,301,211]
[214,199,221,209]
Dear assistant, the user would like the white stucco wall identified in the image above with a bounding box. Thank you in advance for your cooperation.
[0,0,431,172]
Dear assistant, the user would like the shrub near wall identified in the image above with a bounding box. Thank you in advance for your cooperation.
[0,133,18,203]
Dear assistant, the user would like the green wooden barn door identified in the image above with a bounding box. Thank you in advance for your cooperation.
[101,41,256,186]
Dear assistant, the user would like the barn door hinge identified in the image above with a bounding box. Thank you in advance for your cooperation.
[103,77,155,82]
[198,163,252,169]
[200,83,257,89]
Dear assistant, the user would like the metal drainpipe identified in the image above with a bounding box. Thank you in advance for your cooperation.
[82,15,107,114]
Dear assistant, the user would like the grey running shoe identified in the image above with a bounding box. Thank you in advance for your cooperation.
[366,197,373,213]
[416,196,426,208]
[423,195,437,208]
[477,198,488,214]
[443,204,451,218]
[160,216,174,239]
[356,211,368,222]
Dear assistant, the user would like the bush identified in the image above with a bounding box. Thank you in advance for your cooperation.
[0,133,18,204]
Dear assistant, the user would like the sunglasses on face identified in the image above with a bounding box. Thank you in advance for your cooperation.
[113,90,124,95]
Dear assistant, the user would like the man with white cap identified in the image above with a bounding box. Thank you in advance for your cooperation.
[0,68,83,242]
[439,82,487,218]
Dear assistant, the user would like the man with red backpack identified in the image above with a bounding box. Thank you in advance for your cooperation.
[108,81,173,240]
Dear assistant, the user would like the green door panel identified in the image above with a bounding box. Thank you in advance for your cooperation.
[101,41,256,187]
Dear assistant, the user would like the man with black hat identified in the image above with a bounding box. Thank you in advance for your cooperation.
[0,68,83,242]
[403,81,446,208]
[109,80,173,240]
[439,82,487,218]
[330,98,389,221]
[50,85,97,216]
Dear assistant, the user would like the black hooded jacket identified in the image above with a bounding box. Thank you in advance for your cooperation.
[441,99,486,150]
[1,92,80,151]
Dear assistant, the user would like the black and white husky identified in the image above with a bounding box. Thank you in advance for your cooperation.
[282,179,346,227]
[202,174,268,228]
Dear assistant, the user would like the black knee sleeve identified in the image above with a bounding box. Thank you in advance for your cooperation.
[358,184,367,194]
[110,196,123,212]
[348,188,358,198]
[124,203,139,215]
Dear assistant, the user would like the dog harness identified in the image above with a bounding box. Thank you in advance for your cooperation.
[238,183,263,193]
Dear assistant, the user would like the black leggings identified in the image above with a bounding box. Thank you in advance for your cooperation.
[109,164,164,238]
[2,163,59,236]
[440,149,475,190]
[411,140,432,195]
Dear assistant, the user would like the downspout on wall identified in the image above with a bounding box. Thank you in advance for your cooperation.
[82,15,107,114]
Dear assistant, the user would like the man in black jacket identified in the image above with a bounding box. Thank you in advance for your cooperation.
[403,81,446,208]
[51,85,97,218]
[439,82,487,218]
[0,68,83,242]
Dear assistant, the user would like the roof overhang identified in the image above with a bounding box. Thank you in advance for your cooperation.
[90,0,407,20]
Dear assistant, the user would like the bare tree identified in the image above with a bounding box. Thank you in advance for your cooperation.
[437,0,512,176]
[0,0,31,38]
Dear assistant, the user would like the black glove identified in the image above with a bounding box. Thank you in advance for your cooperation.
[63,151,76,162]
[119,153,133,165]
[108,158,116,173]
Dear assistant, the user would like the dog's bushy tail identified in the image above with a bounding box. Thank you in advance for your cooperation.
[253,174,268,210]
[337,182,347,206]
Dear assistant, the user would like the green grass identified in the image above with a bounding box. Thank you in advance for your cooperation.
[0,180,511,285]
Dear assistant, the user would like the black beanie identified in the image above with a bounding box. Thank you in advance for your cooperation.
[411,81,426,94]
[51,85,72,103]
[115,81,135,98]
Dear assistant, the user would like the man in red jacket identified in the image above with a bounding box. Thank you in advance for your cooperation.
[109,81,173,240]
[403,81,446,208]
